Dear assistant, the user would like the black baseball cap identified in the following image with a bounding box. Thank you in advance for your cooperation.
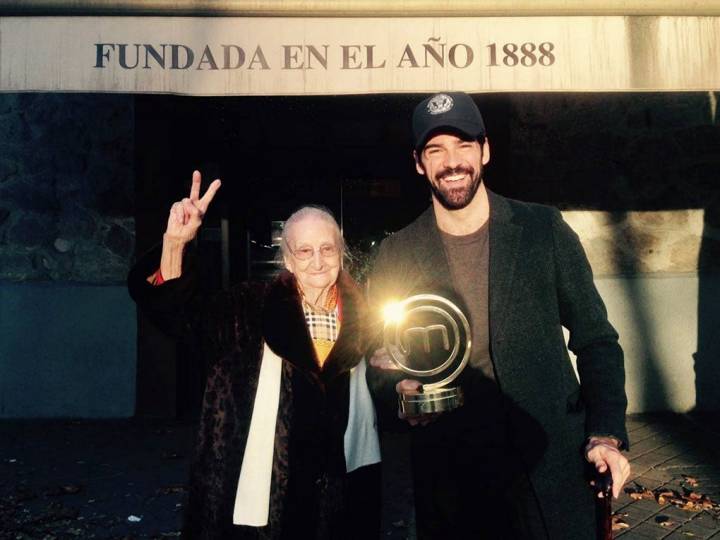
[412,92,486,151]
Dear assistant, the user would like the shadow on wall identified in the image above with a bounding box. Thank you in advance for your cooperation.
[695,197,720,411]
[607,211,669,412]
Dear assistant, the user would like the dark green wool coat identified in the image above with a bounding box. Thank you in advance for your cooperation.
[367,190,628,540]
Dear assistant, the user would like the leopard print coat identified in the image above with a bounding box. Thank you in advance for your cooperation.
[129,251,367,539]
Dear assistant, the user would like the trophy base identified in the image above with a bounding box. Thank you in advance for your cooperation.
[399,386,464,416]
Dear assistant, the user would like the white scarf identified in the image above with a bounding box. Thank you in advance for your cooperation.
[232,345,380,526]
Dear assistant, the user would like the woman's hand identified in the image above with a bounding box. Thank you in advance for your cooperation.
[160,170,221,280]
[165,170,222,244]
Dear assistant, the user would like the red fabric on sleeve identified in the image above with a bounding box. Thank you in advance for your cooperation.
[146,268,165,286]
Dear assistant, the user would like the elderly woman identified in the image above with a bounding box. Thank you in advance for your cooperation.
[128,171,381,539]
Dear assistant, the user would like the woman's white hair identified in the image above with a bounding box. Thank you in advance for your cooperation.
[280,205,345,259]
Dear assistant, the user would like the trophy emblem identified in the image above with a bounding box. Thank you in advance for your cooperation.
[383,294,471,415]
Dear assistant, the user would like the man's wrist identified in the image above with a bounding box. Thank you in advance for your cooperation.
[585,436,622,460]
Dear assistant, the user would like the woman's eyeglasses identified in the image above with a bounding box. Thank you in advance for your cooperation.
[292,244,339,260]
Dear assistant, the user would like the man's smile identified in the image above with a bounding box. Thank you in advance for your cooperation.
[440,173,468,183]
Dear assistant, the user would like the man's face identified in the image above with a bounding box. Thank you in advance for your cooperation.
[415,132,490,210]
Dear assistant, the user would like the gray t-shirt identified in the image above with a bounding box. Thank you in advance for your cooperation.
[439,221,494,381]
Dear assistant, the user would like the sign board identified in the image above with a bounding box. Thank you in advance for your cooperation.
[1,16,719,94]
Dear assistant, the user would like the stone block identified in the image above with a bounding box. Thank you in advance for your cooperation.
[58,203,97,239]
[104,224,134,259]
[0,250,33,281]
[53,238,75,253]
[7,214,56,248]
[2,179,58,213]
[562,209,706,275]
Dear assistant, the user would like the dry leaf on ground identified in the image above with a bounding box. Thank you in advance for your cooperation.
[682,475,699,487]
[625,483,655,500]
[655,515,676,528]
[611,514,630,531]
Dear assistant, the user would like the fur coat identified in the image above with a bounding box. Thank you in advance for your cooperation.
[129,249,367,539]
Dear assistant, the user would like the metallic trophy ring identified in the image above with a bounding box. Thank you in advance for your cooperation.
[394,305,460,377]
[383,294,472,392]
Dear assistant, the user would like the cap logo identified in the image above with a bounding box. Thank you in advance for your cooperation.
[426,94,454,115]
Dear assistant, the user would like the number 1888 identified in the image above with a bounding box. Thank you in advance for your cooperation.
[487,42,555,67]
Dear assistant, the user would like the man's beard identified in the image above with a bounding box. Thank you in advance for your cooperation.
[429,164,483,210]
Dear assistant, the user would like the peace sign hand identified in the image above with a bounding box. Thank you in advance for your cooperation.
[165,170,222,245]
[156,170,221,282]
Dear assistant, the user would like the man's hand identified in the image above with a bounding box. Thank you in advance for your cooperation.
[395,379,440,426]
[586,436,631,499]
[369,347,401,371]
[159,170,221,280]
[370,349,441,426]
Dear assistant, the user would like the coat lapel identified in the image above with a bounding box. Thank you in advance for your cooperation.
[488,190,524,343]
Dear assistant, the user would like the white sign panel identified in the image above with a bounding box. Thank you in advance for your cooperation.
[0,16,718,94]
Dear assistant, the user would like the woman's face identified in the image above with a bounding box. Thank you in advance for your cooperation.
[283,215,341,300]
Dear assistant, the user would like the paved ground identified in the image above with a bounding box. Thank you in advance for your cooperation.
[0,420,192,539]
[1,413,719,539]
[612,414,720,540]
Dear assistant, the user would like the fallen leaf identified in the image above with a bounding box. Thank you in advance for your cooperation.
[626,483,656,501]
[611,515,630,531]
[655,515,675,527]
[682,475,699,487]
[656,489,678,504]
[630,490,655,500]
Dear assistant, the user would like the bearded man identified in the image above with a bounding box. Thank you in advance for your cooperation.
[367,92,630,539]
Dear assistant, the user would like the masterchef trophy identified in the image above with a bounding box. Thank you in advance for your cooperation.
[383,294,471,415]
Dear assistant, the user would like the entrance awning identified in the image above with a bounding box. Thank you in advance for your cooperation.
[2,1,720,94]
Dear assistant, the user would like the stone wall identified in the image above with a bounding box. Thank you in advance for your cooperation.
[497,92,720,277]
[0,94,135,283]
[563,209,706,276]
[487,92,720,411]
[0,94,137,418]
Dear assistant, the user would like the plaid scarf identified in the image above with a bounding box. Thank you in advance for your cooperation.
[301,284,341,367]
